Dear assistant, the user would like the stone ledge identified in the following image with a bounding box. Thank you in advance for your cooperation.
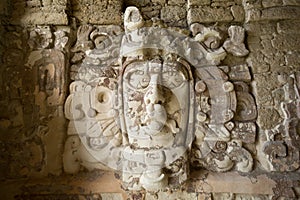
[188,171,276,195]
[0,170,279,199]
[0,171,128,199]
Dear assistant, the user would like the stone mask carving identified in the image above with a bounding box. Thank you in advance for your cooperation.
[122,58,190,146]
[63,6,256,191]
[120,56,193,190]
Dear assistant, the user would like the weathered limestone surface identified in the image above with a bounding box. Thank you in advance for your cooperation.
[9,0,68,25]
[187,0,244,24]
[161,5,187,27]
[188,6,234,24]
[0,0,300,199]
[243,1,300,187]
[0,171,277,199]
[71,0,123,24]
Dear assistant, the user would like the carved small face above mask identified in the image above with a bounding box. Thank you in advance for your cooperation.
[122,58,190,148]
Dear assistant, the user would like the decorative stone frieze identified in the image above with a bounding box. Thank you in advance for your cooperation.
[259,73,300,172]
[62,6,256,191]
[1,0,300,199]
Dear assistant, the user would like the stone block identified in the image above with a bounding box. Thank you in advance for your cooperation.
[10,7,68,25]
[283,0,300,6]
[9,0,68,25]
[234,0,243,4]
[72,0,122,25]
[189,171,276,194]
[277,20,300,34]
[244,22,277,36]
[247,36,262,51]
[101,193,123,200]
[146,191,197,200]
[125,0,151,7]
[246,52,270,74]
[141,5,162,19]
[253,86,274,107]
[257,108,282,129]
[244,8,261,22]
[152,0,166,4]
[211,1,236,7]
[188,6,233,24]
[188,0,211,6]
[168,0,186,5]
[231,5,244,22]
[261,6,300,21]
[269,64,291,74]
[260,35,274,51]
[161,5,187,27]
[198,193,212,200]
[253,73,280,90]
[285,51,300,68]
[261,52,286,73]
[262,0,283,8]
[271,34,300,51]
[213,193,234,199]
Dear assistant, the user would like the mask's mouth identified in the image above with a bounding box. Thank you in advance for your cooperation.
[141,104,167,135]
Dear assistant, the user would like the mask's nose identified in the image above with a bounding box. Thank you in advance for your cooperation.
[144,75,165,106]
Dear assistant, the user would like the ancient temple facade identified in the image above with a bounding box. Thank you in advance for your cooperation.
[0,0,300,199]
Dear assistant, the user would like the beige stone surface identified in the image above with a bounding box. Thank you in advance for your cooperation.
[168,0,186,5]
[0,172,128,200]
[146,191,197,200]
[0,171,277,199]
[188,6,233,24]
[283,0,300,6]
[161,5,187,27]
[9,1,68,25]
[188,0,211,6]
[189,171,276,195]
[72,0,122,24]
[1,0,300,199]
[277,20,300,34]
[101,193,124,200]
[231,5,244,22]
[261,6,300,20]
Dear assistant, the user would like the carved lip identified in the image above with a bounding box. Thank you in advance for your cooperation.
[142,104,167,134]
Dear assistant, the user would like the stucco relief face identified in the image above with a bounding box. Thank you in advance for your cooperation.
[61,6,257,191]
[122,58,190,148]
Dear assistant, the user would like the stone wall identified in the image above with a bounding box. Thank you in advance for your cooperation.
[0,0,300,199]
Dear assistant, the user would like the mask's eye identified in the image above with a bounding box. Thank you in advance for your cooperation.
[125,70,150,90]
[162,64,187,89]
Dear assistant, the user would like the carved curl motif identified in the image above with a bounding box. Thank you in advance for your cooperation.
[63,6,256,191]
[260,73,300,172]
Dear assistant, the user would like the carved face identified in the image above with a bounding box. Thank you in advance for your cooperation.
[122,59,190,148]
